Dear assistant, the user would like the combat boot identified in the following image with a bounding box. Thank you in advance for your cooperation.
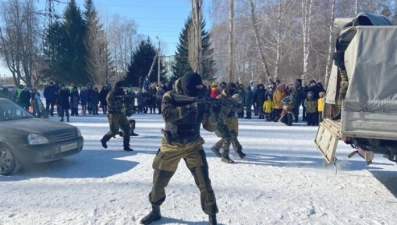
[221,150,234,163]
[209,214,217,225]
[211,147,221,157]
[100,134,111,149]
[139,205,161,225]
[124,145,134,151]
[237,151,246,159]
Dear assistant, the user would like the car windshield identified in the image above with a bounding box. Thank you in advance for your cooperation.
[0,99,34,121]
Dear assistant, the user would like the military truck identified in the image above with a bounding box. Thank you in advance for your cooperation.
[315,12,397,166]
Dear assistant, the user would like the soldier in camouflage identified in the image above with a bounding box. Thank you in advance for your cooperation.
[211,82,246,164]
[100,80,134,151]
[139,72,220,225]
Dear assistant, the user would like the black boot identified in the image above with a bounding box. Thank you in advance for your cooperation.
[221,150,234,163]
[237,151,246,159]
[124,145,134,151]
[139,205,161,225]
[100,139,108,148]
[100,134,111,149]
[211,147,221,157]
[209,214,217,225]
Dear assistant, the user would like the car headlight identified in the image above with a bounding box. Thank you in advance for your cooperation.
[76,128,82,137]
[27,134,49,145]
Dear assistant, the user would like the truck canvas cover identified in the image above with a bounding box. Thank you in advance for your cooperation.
[342,25,397,140]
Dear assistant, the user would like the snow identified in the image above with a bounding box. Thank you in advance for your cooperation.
[1,112,397,225]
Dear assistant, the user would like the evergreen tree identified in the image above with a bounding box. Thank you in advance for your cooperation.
[84,0,113,85]
[42,20,68,83]
[171,16,216,82]
[125,37,166,87]
[63,0,90,85]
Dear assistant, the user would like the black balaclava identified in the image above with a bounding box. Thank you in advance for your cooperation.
[225,82,237,96]
[180,72,202,97]
[114,80,125,95]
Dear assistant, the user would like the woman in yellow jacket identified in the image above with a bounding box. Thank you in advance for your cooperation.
[272,83,285,121]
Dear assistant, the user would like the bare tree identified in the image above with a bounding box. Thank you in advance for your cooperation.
[324,0,336,87]
[249,0,272,84]
[228,0,235,82]
[0,0,40,87]
[301,0,313,85]
[188,0,203,75]
[105,14,138,81]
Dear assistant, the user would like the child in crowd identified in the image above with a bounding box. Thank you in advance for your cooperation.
[263,95,274,121]
[304,91,318,126]
[210,82,220,98]
[318,92,325,123]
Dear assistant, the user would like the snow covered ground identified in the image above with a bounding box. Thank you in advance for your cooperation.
[1,112,397,225]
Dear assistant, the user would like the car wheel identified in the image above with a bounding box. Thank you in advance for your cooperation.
[0,148,19,176]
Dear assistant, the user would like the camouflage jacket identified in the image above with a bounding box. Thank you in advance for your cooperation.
[107,90,133,114]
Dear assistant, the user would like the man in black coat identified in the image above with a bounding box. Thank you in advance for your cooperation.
[44,82,58,116]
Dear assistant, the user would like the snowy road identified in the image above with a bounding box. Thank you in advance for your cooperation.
[1,113,396,225]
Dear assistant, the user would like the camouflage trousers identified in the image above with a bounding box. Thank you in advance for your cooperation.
[148,149,218,215]
[101,113,130,146]
[213,117,242,156]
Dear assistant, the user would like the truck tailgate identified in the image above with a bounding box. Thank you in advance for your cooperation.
[315,119,341,165]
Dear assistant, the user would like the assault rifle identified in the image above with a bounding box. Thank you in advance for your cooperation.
[172,92,242,121]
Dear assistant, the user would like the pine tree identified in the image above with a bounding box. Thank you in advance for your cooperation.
[84,0,113,85]
[42,20,68,83]
[171,16,216,82]
[125,38,166,87]
[63,0,90,85]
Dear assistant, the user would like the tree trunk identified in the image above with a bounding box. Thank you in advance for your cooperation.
[302,0,313,85]
[324,0,336,88]
[249,0,272,84]
[228,0,234,82]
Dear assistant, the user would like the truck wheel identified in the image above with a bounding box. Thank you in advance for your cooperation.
[0,148,19,176]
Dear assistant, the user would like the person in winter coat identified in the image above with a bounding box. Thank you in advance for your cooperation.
[156,84,167,114]
[57,84,70,122]
[99,85,109,114]
[139,72,219,225]
[80,87,88,115]
[211,82,246,164]
[91,87,100,115]
[43,82,58,116]
[279,96,295,126]
[292,79,304,122]
[70,87,80,116]
[210,82,220,98]
[86,83,93,114]
[272,83,285,122]
[318,92,325,123]
[19,87,31,111]
[244,85,253,119]
[253,84,266,119]
[304,91,318,126]
[236,84,245,118]
[136,89,144,113]
[263,95,274,121]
